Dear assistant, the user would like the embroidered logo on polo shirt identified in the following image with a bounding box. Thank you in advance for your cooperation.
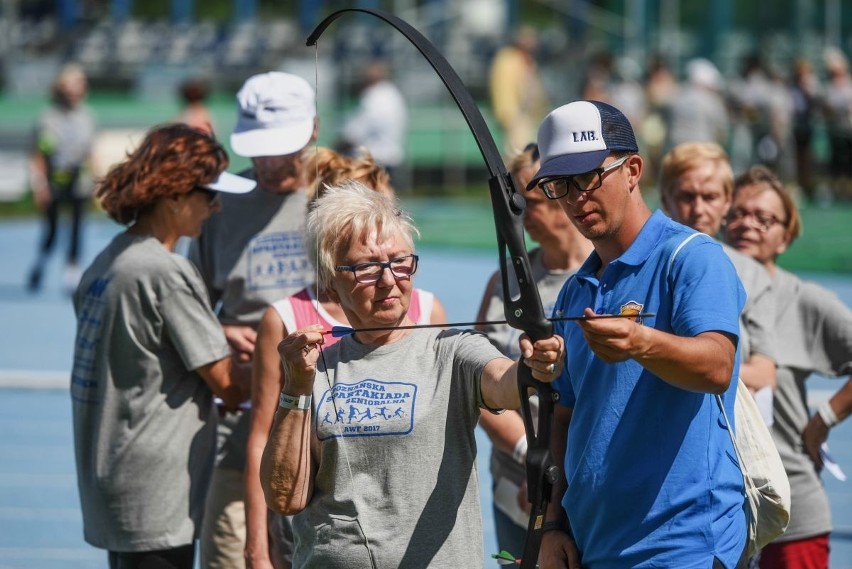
[619,300,645,325]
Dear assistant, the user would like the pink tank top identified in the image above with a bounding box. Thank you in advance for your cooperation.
[272,287,435,347]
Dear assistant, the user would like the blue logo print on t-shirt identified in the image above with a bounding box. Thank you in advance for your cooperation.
[70,277,109,405]
[246,231,310,291]
[316,379,417,440]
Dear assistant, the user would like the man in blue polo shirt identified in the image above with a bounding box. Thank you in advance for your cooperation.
[527,100,748,569]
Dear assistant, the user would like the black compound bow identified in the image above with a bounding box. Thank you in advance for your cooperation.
[307,10,560,568]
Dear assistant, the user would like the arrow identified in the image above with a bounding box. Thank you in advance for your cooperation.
[325,313,656,337]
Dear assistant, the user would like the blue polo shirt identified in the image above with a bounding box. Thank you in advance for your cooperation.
[553,211,747,569]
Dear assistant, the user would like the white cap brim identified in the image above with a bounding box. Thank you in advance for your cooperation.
[202,171,256,194]
[230,119,314,158]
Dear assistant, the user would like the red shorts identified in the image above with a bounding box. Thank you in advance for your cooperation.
[758,534,829,569]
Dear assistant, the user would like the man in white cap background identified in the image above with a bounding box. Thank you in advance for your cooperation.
[528,100,749,568]
[189,71,317,569]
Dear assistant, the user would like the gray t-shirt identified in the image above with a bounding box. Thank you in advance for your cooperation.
[480,248,572,359]
[769,268,852,542]
[722,243,777,364]
[71,233,231,551]
[478,248,574,522]
[33,104,95,170]
[292,328,505,569]
[33,104,96,196]
[189,174,312,326]
[666,85,729,149]
[188,174,313,471]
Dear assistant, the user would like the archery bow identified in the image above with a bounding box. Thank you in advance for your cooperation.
[308,10,559,568]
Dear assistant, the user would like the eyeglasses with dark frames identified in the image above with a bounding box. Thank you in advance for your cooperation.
[537,154,630,200]
[725,208,786,233]
[335,254,419,284]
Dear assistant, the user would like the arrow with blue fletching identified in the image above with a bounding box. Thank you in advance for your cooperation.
[325,313,656,337]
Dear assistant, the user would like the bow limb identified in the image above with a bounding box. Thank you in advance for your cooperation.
[308,10,559,568]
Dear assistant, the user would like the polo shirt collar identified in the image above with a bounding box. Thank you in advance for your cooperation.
[617,210,668,266]
[575,209,669,278]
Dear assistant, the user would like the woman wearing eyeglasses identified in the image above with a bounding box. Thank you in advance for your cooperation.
[258,181,563,569]
[244,149,446,569]
[70,123,255,569]
[724,165,852,569]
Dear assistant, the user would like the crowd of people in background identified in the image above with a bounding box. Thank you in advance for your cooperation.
[568,46,852,204]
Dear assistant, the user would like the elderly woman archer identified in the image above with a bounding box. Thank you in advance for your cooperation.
[259,181,563,568]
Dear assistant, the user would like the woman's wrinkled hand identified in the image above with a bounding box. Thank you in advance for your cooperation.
[278,324,325,388]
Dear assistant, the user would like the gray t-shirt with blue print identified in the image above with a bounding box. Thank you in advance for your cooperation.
[292,328,505,569]
[71,233,230,551]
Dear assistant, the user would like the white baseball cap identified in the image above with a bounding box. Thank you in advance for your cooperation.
[230,72,316,158]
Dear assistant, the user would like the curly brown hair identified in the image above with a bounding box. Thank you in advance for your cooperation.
[96,123,228,225]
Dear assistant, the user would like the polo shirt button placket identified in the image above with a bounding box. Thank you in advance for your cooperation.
[597,280,609,314]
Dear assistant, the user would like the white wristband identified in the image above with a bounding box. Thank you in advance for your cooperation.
[513,436,528,465]
[818,401,839,428]
[279,392,312,411]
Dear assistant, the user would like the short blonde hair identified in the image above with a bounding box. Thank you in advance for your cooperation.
[306,180,418,290]
[659,142,733,200]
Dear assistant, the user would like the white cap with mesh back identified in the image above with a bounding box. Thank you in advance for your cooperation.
[527,100,639,190]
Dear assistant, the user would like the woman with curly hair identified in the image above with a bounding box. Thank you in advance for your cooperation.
[70,123,255,569]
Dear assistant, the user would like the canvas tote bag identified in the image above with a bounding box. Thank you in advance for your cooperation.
[716,383,791,556]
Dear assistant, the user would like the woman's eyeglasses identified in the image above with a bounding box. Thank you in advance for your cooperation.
[726,208,786,233]
[537,155,630,200]
[335,254,419,284]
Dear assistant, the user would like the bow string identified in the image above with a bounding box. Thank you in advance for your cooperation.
[307,9,559,568]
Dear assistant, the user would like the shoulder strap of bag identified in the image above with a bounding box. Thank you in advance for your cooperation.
[715,392,747,469]
[667,231,748,467]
